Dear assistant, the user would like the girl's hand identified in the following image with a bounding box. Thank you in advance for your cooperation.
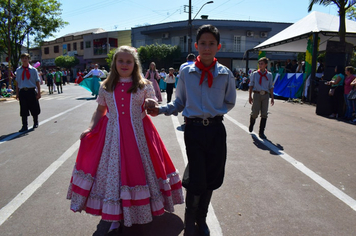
[144,98,158,109]
[80,128,92,140]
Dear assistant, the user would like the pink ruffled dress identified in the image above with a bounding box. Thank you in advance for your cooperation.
[145,70,162,102]
[67,77,184,227]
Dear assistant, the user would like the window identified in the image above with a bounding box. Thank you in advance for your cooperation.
[136,40,145,47]
[54,45,59,53]
[67,43,71,51]
[85,41,91,48]
[179,36,185,52]
[80,41,84,50]
[93,38,107,55]
[171,36,180,46]
[233,36,241,52]
[44,47,49,54]
[153,39,162,45]
[109,38,118,48]
[73,42,77,50]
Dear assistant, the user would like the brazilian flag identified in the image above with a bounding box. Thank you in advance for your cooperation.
[295,35,319,98]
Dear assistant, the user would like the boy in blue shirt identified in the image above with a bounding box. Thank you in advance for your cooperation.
[148,24,236,236]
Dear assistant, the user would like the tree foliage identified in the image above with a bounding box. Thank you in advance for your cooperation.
[106,48,117,68]
[0,0,67,69]
[308,0,356,44]
[137,44,181,71]
[54,55,79,69]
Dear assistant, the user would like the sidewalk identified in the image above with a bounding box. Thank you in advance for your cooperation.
[0,89,47,102]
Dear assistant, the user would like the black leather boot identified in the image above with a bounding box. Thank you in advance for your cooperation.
[196,190,213,236]
[249,116,256,132]
[92,220,112,236]
[184,191,200,236]
[259,118,267,139]
[19,116,28,132]
[33,115,38,129]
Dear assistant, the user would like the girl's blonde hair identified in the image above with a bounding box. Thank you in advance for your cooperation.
[103,46,148,93]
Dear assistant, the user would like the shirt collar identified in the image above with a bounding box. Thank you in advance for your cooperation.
[189,61,229,77]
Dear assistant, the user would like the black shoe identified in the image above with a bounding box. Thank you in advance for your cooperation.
[33,123,39,129]
[19,126,28,132]
[259,132,267,139]
[184,191,200,236]
[249,116,255,132]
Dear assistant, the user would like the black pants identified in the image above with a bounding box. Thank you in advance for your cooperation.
[19,89,40,117]
[331,86,344,116]
[166,83,174,103]
[183,121,227,195]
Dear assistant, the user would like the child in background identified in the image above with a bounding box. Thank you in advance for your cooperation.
[46,69,54,94]
[67,46,184,236]
[164,67,176,103]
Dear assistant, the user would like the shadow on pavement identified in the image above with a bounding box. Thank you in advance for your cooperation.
[76,97,96,100]
[251,134,284,156]
[111,212,184,236]
[0,129,33,142]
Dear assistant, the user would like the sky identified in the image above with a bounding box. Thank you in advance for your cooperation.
[48,0,340,40]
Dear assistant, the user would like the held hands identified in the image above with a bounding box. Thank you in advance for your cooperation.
[145,98,159,116]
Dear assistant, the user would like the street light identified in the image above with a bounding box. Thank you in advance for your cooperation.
[188,1,213,53]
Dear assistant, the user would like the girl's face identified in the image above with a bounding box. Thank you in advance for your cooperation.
[150,63,155,70]
[345,69,350,75]
[116,52,135,78]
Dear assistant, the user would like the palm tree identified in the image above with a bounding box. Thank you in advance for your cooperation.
[308,0,356,44]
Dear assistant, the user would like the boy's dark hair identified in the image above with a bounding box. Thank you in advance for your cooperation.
[258,57,269,64]
[196,24,220,45]
[20,53,30,59]
[186,53,196,61]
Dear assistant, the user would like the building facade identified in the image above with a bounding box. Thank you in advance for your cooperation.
[131,19,296,71]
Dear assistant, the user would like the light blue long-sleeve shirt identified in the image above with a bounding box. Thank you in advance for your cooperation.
[159,62,236,119]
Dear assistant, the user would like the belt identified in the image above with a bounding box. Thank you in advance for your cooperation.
[20,87,35,91]
[185,116,223,126]
[253,90,268,95]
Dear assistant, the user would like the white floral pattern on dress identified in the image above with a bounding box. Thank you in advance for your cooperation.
[67,81,184,227]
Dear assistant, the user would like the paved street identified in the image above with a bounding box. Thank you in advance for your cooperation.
[0,83,355,236]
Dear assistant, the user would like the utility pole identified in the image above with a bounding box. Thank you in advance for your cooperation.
[188,0,192,53]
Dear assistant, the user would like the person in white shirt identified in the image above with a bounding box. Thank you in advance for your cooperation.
[82,64,104,98]
[84,64,105,78]
[164,67,176,103]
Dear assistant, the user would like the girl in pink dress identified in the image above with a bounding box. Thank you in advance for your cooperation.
[145,62,162,102]
[67,46,184,235]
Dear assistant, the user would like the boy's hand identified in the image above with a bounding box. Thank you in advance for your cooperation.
[144,98,158,109]
[147,107,159,116]
[249,97,253,104]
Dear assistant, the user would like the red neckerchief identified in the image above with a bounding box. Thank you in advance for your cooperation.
[258,69,268,85]
[195,55,217,88]
[22,66,31,80]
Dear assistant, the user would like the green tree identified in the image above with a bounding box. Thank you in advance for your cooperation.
[137,44,181,70]
[308,0,356,44]
[54,55,79,69]
[0,0,67,69]
[106,48,117,68]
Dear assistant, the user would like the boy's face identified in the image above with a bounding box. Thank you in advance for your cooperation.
[21,57,30,67]
[194,32,221,64]
[258,61,267,70]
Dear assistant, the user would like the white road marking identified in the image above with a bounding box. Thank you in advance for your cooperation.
[171,116,224,236]
[0,140,80,226]
[224,114,356,211]
[0,102,87,145]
